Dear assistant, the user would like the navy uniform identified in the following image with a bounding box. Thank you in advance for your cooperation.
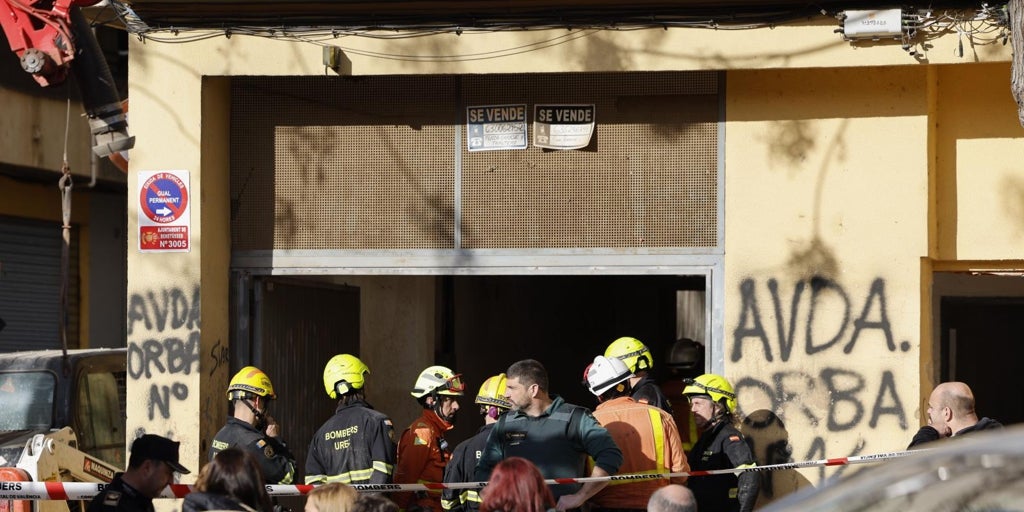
[305,398,397,484]
[441,424,494,512]
[211,416,297,484]
[688,420,758,512]
[88,475,154,512]
[631,374,673,414]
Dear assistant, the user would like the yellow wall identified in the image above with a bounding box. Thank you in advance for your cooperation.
[0,89,93,176]
[725,65,930,486]
[932,62,1024,259]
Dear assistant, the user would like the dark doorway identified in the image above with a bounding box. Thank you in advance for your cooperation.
[941,297,1024,427]
[252,277,360,485]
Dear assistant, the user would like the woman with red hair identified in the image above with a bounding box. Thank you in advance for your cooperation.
[480,457,556,512]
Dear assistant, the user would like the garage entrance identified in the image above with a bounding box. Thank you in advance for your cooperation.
[231,272,710,483]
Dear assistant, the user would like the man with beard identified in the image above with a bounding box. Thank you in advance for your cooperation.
[394,365,465,512]
[475,359,622,510]
[682,373,758,512]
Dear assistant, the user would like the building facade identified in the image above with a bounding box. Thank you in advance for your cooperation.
[119,9,1024,504]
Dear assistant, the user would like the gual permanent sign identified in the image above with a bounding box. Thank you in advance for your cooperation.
[138,170,191,252]
[466,104,528,151]
[533,104,595,150]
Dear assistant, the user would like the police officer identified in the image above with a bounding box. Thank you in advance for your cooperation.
[441,374,512,512]
[605,336,673,413]
[210,366,297,484]
[394,365,465,512]
[88,434,191,512]
[306,354,397,484]
[682,374,759,512]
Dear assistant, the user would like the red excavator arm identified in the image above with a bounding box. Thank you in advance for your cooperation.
[0,0,134,158]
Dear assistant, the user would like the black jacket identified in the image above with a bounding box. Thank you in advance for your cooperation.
[305,399,397,484]
[956,417,1003,435]
[87,474,153,512]
[183,492,258,512]
[441,424,494,512]
[630,375,672,414]
[211,417,297,484]
[908,417,1003,449]
[688,420,759,512]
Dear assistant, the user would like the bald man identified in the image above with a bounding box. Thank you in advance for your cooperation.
[648,484,698,512]
[908,381,1002,449]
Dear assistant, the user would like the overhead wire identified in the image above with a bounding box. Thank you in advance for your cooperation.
[104,0,1009,63]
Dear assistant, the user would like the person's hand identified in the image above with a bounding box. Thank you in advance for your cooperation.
[265,414,280,437]
[555,493,586,511]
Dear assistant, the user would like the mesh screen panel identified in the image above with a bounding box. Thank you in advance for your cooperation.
[231,72,719,251]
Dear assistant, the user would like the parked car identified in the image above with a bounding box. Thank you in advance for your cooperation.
[760,425,1024,512]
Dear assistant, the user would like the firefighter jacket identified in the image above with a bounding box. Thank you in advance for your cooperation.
[474,395,623,500]
[394,409,454,512]
[589,397,689,509]
[441,423,494,512]
[305,399,397,485]
[630,374,673,414]
[210,417,296,484]
[688,419,759,512]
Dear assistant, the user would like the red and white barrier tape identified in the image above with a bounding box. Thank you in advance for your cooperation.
[0,449,918,500]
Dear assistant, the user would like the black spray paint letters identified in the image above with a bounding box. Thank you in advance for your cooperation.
[128,286,201,335]
[736,369,907,432]
[732,277,910,363]
[128,286,201,420]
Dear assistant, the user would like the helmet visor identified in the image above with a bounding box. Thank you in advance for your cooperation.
[440,374,465,394]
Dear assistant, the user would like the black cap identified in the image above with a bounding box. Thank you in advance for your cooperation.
[131,434,191,474]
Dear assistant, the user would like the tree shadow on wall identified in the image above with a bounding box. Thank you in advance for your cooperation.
[741,409,814,508]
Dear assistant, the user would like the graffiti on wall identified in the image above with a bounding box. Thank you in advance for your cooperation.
[732,276,911,482]
[127,287,201,421]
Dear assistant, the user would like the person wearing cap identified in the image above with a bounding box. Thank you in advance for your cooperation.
[306,354,397,485]
[475,359,622,510]
[441,374,513,512]
[584,355,689,512]
[211,366,297,485]
[682,374,758,512]
[88,434,191,512]
[394,365,465,512]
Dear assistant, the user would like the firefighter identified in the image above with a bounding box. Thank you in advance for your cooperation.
[584,355,689,512]
[210,366,296,485]
[394,365,465,512]
[441,373,513,512]
[604,336,673,413]
[306,354,397,485]
[682,374,759,512]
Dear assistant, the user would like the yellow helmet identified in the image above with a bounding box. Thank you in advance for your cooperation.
[227,366,276,400]
[605,336,653,373]
[411,365,465,398]
[323,354,370,399]
[475,374,512,410]
[682,373,737,413]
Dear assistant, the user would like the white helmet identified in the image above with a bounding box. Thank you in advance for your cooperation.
[585,355,632,396]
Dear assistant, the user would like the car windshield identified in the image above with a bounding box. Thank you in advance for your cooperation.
[0,371,56,430]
